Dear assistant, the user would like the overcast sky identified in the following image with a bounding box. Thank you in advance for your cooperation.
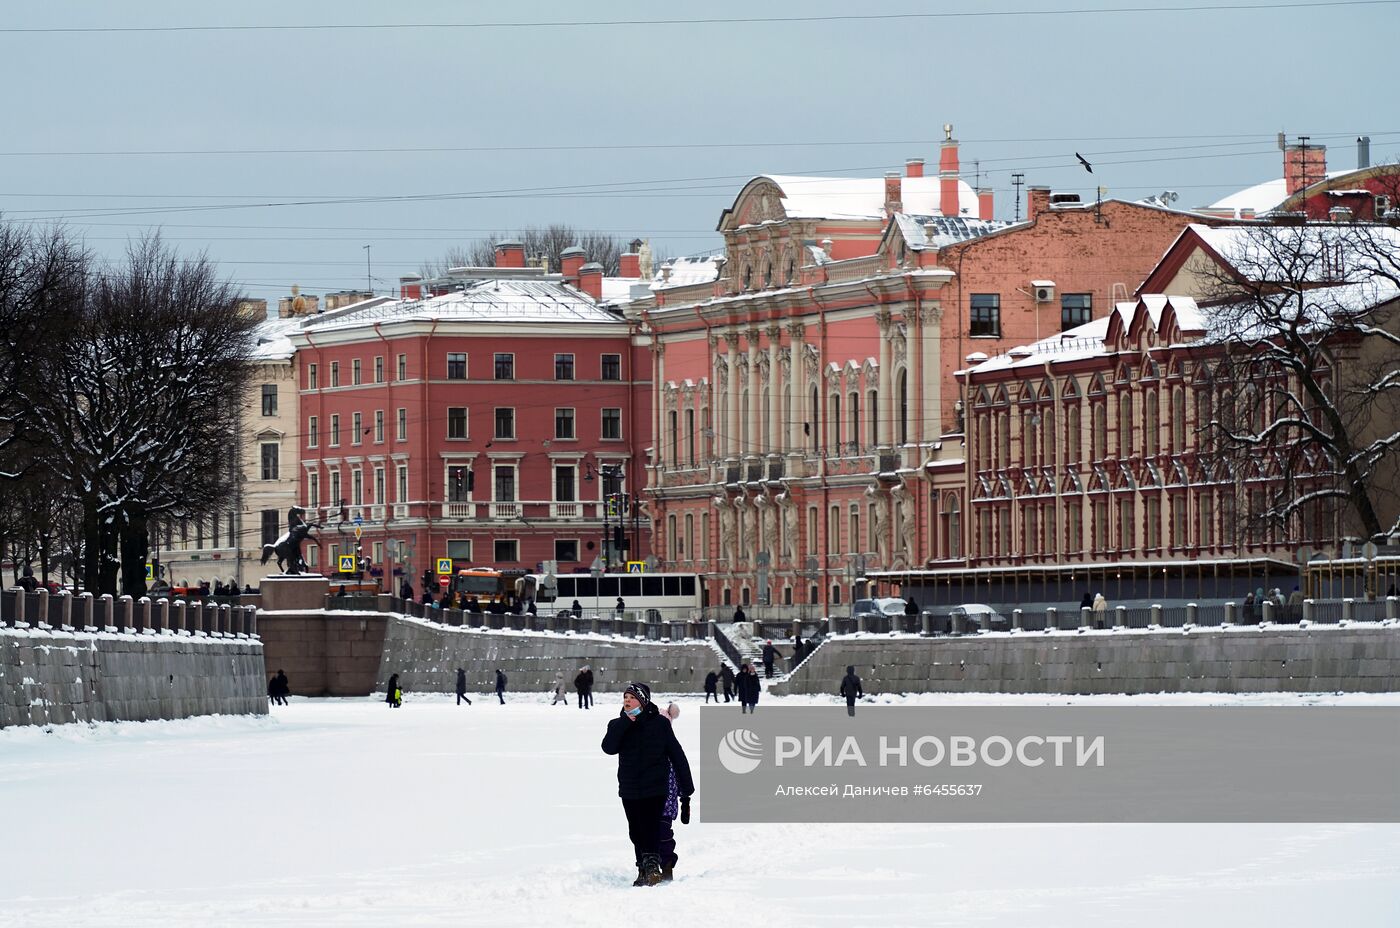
[3,1,1397,302]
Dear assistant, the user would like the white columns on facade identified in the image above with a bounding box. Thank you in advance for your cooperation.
[787,321,806,454]
[876,309,894,446]
[746,327,762,458]
[766,324,783,455]
[724,331,740,458]
[919,305,940,445]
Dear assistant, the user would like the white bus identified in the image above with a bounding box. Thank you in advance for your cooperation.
[516,572,704,621]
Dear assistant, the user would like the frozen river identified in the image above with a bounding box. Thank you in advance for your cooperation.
[2,691,1398,927]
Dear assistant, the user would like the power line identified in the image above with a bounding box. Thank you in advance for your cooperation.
[2,2,1392,34]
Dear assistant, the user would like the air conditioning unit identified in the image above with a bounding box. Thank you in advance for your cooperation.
[1031,280,1056,303]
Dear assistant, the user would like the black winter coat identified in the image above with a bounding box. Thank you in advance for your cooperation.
[761,644,779,665]
[455,670,467,695]
[601,705,695,800]
[840,666,863,702]
[720,666,736,689]
[574,669,594,692]
[735,671,761,704]
[703,671,719,693]
[495,671,507,692]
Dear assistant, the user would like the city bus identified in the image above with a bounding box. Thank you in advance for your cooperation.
[515,572,704,621]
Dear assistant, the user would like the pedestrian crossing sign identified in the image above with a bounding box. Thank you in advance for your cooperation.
[626,560,645,574]
[338,555,357,573]
[145,563,154,581]
[436,557,453,575]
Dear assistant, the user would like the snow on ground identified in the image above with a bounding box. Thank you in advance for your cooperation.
[2,691,1398,927]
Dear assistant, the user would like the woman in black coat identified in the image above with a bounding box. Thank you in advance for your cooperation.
[601,682,694,887]
[735,663,761,713]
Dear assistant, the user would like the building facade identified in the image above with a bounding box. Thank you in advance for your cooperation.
[289,245,652,593]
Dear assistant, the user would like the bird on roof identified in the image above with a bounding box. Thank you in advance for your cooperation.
[1075,153,1093,173]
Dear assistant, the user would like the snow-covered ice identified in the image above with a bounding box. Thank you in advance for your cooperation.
[2,691,1398,927]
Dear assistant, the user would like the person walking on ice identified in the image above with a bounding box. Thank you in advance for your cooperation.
[495,668,508,705]
[703,669,719,703]
[736,662,761,714]
[575,664,594,709]
[551,671,570,705]
[840,665,863,717]
[455,668,471,706]
[600,682,694,887]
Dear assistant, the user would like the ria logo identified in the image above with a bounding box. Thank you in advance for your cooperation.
[717,728,764,774]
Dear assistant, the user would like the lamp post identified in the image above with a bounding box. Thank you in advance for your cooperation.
[585,462,625,570]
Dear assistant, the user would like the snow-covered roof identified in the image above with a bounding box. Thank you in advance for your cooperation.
[1186,222,1400,285]
[760,174,981,222]
[893,213,1015,249]
[250,316,302,361]
[1206,170,1351,216]
[298,278,622,333]
[653,255,721,289]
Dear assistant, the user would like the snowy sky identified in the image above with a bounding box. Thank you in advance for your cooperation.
[2,0,1398,303]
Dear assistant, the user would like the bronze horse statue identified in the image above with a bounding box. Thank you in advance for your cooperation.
[261,520,318,575]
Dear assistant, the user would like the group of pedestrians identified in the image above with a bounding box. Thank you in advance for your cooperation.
[266,669,290,706]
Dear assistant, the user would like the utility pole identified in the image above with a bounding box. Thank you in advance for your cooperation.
[1012,173,1026,222]
[363,244,372,294]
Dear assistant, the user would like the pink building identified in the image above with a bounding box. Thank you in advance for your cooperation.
[289,245,652,590]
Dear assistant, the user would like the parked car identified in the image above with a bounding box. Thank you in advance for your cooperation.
[850,597,910,628]
[948,603,1010,632]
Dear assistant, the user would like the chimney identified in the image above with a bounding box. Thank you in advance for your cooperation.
[1283,142,1327,196]
[560,245,586,282]
[884,171,903,216]
[939,128,961,218]
[1358,136,1371,170]
[237,298,268,323]
[977,188,994,221]
[577,262,603,301]
[1027,186,1052,222]
[494,240,526,268]
[619,252,641,278]
[324,290,372,311]
[399,275,423,300]
[905,158,925,178]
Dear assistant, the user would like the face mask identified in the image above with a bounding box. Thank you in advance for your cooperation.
[626,706,642,718]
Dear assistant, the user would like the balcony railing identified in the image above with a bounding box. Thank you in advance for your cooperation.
[490,501,520,520]
[552,501,582,520]
[393,503,410,519]
[369,505,385,522]
[442,502,474,519]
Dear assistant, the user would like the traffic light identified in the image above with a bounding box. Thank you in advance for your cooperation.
[614,525,627,552]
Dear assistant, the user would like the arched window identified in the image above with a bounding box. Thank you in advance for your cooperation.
[761,386,771,450]
[867,388,878,446]
[1092,402,1108,459]
[830,392,842,454]
[996,409,1011,466]
[740,388,750,455]
[1171,386,1186,452]
[1065,402,1081,464]
[944,495,962,559]
[809,385,819,452]
[1118,392,1133,458]
[849,391,860,452]
[782,385,792,450]
[1143,390,1158,456]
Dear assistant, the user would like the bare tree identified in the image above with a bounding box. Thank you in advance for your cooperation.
[20,234,257,595]
[419,224,631,278]
[1198,221,1400,544]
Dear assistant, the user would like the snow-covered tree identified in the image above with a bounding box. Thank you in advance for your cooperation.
[1198,221,1400,545]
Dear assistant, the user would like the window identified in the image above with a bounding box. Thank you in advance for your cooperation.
[330,414,341,447]
[1061,293,1092,331]
[667,410,678,464]
[260,509,279,547]
[494,539,519,563]
[555,539,579,563]
[448,407,468,440]
[685,408,696,465]
[352,412,363,445]
[555,407,575,440]
[396,408,407,441]
[447,353,467,380]
[308,416,319,448]
[330,361,340,387]
[849,505,860,555]
[352,469,363,506]
[374,410,384,443]
[494,353,514,380]
[397,354,407,380]
[261,384,277,416]
[396,465,408,503]
[601,353,621,381]
[554,465,576,502]
[352,358,362,385]
[374,356,384,383]
[494,407,515,440]
[970,294,1001,337]
[554,353,575,380]
[447,539,472,561]
[447,465,472,502]
[602,407,622,440]
[260,443,279,480]
[374,467,385,505]
[330,471,341,509]
[807,506,818,552]
[494,466,516,502]
[307,363,318,390]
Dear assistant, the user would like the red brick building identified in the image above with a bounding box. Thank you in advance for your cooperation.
[288,244,652,590]
[1200,136,1400,222]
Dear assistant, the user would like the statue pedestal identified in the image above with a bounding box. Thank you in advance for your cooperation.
[260,575,330,612]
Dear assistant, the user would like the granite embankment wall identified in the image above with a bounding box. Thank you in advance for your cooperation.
[378,616,719,696]
[769,625,1400,696]
[0,627,266,728]
[257,611,391,697]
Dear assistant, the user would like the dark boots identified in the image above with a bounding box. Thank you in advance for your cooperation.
[638,853,663,886]
[661,865,674,882]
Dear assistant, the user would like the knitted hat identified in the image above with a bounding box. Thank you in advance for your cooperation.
[665,702,680,721]
[624,682,652,705]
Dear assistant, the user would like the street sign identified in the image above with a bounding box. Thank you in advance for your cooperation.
[353,514,364,526]
[145,563,154,581]
[626,560,645,574]
[354,526,363,540]
[337,554,356,573]
[436,557,453,575]
[1362,541,1380,560]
